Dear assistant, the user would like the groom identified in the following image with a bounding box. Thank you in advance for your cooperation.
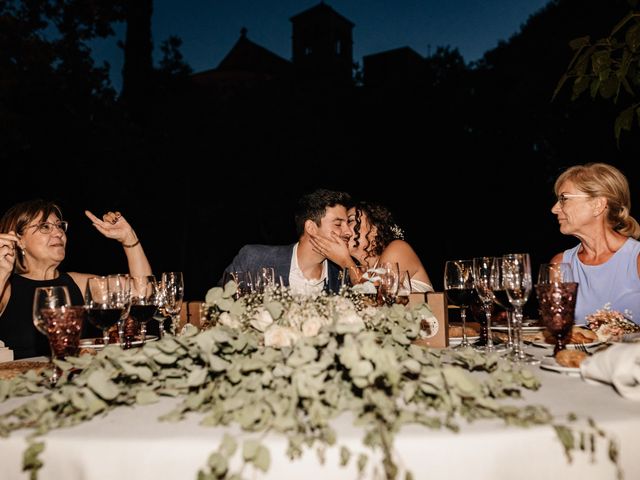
[219,189,352,295]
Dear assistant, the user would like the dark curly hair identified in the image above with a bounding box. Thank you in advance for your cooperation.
[351,201,402,264]
[294,189,352,236]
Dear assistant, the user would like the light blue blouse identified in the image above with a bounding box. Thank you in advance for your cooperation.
[563,238,640,325]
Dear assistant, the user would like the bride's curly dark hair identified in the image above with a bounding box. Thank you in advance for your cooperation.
[351,201,404,263]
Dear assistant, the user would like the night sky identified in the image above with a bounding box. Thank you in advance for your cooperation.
[92,0,551,90]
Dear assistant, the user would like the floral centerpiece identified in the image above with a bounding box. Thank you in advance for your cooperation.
[0,284,621,479]
[585,303,640,342]
[202,282,435,348]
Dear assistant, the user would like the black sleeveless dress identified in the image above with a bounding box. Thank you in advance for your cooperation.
[0,273,92,359]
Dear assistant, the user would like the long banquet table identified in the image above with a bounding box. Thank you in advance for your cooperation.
[2,349,639,480]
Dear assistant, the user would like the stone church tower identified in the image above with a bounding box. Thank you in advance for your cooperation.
[290,2,355,86]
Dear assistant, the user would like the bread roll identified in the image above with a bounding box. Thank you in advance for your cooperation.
[555,349,587,368]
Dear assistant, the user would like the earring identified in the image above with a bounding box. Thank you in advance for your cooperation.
[20,248,26,256]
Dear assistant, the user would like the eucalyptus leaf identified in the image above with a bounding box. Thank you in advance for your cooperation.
[87,370,120,401]
[136,390,159,405]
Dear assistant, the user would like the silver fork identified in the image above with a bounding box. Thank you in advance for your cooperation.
[574,343,592,355]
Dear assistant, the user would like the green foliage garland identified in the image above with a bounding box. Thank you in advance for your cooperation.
[0,287,622,479]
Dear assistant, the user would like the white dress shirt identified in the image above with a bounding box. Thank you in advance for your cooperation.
[288,242,327,296]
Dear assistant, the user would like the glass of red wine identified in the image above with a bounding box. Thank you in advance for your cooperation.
[129,275,159,345]
[84,276,125,347]
[444,259,475,349]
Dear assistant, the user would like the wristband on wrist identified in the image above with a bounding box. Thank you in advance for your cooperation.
[122,239,140,248]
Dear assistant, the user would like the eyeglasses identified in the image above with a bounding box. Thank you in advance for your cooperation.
[26,221,68,234]
[557,193,590,207]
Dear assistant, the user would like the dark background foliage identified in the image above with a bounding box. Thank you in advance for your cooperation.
[1,0,638,319]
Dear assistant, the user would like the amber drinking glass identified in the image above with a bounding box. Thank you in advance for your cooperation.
[535,263,577,355]
[40,306,85,384]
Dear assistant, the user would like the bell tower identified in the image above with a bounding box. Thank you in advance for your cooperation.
[290,2,354,86]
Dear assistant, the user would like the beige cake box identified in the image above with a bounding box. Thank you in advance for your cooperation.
[409,292,449,348]
[0,341,14,363]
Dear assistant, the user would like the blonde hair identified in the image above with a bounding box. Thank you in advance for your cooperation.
[554,163,640,239]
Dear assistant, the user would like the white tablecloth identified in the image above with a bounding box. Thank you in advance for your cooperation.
[2,350,639,480]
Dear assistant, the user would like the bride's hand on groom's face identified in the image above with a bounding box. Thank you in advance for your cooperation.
[310,233,351,265]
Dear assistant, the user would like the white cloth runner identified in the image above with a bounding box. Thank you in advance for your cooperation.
[580,343,640,400]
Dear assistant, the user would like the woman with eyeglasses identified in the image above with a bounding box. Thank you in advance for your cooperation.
[549,162,640,325]
[0,199,152,358]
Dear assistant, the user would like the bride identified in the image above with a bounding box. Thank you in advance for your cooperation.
[310,200,433,292]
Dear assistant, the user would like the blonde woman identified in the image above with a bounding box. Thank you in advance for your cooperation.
[549,162,640,325]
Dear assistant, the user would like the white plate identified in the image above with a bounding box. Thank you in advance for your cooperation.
[492,324,544,333]
[530,340,601,350]
[539,357,581,376]
[449,336,480,347]
[79,335,158,349]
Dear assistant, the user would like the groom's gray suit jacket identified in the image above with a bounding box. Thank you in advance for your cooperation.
[219,243,342,293]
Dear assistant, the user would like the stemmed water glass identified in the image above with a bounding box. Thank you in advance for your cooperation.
[473,257,499,353]
[108,274,131,344]
[33,286,72,384]
[33,286,71,336]
[221,270,250,299]
[444,259,475,349]
[254,267,275,293]
[502,253,538,364]
[159,271,184,337]
[378,261,400,306]
[396,270,412,305]
[491,257,514,351]
[535,263,578,355]
[129,275,159,345]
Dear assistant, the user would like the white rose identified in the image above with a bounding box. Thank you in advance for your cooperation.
[353,281,377,294]
[336,310,365,329]
[301,317,324,337]
[218,312,242,329]
[250,308,274,332]
[264,325,301,348]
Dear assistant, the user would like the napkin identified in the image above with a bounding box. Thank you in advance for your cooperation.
[580,343,640,400]
[0,340,14,363]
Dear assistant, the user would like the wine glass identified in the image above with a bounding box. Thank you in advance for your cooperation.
[221,270,247,299]
[502,253,538,364]
[535,263,578,355]
[537,262,574,284]
[254,266,275,293]
[160,271,184,337]
[444,259,475,349]
[491,257,514,351]
[85,276,124,347]
[129,275,159,345]
[32,286,72,384]
[378,261,400,306]
[108,273,131,345]
[396,270,412,305]
[33,286,71,335]
[473,257,499,353]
